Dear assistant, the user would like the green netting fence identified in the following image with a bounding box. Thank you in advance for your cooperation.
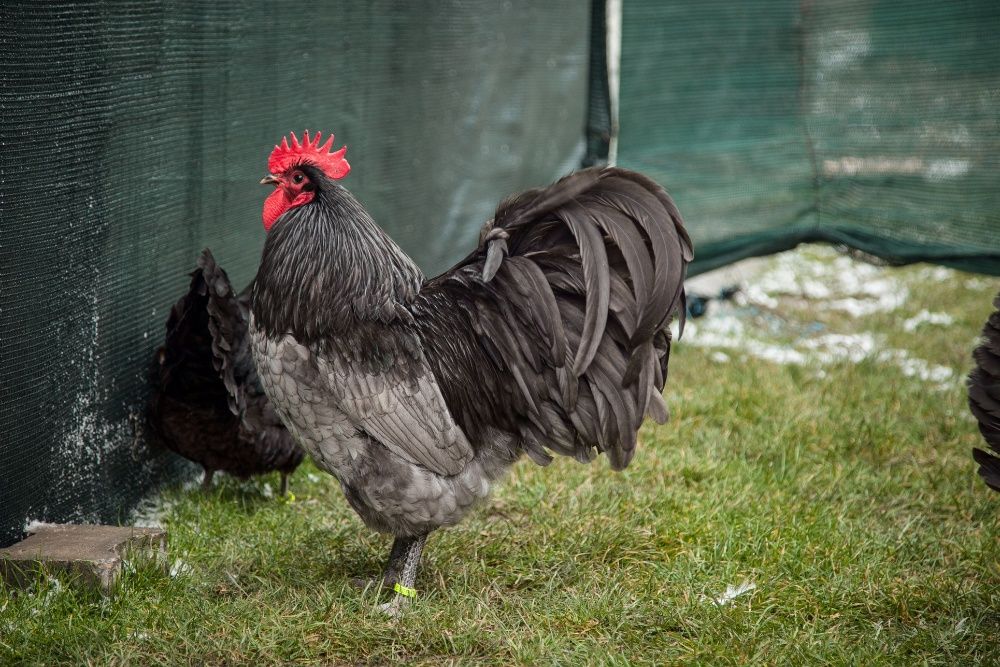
[0,1,591,547]
[616,0,1000,276]
[2,0,998,547]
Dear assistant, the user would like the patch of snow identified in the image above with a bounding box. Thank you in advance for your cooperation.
[902,310,954,332]
[684,321,807,365]
[919,123,971,146]
[917,266,955,283]
[683,304,953,390]
[965,277,992,290]
[802,332,877,364]
[709,351,730,364]
[755,265,799,294]
[933,267,953,282]
[802,280,832,299]
[741,284,778,309]
[682,246,962,390]
[742,342,807,366]
[827,287,908,317]
[877,350,955,386]
[753,250,908,317]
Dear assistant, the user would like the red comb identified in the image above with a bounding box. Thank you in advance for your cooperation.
[268,130,350,179]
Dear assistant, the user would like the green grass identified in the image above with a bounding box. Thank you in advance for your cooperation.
[3,248,999,665]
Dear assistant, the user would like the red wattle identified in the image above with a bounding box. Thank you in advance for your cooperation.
[262,188,315,231]
[262,188,289,231]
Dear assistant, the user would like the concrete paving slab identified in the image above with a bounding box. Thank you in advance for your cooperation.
[0,523,167,593]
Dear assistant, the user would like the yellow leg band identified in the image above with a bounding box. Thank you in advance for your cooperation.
[394,583,416,598]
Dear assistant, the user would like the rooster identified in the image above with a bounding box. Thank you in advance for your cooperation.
[969,292,1000,491]
[150,249,304,494]
[249,131,692,612]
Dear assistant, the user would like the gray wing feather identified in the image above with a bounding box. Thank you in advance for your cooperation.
[319,353,474,476]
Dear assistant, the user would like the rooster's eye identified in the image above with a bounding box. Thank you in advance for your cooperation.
[291,171,305,184]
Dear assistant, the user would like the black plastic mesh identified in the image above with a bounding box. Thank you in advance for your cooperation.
[0,1,591,547]
[617,0,1000,276]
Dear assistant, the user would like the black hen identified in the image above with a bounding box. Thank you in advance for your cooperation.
[969,292,1000,491]
[150,248,303,493]
[250,131,692,613]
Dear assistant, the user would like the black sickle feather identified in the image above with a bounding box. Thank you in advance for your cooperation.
[496,169,603,231]
[559,201,611,376]
[596,180,683,341]
[502,256,567,364]
[588,201,650,331]
[612,169,693,337]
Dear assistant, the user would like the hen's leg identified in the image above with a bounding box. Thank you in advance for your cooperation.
[201,468,215,492]
[279,471,289,497]
[379,534,427,617]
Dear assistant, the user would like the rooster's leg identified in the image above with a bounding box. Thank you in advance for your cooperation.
[378,534,427,617]
[381,536,410,586]
[351,537,409,592]
[279,472,289,497]
[201,469,215,492]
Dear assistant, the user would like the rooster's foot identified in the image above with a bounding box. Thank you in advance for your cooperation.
[372,533,427,616]
[377,598,408,618]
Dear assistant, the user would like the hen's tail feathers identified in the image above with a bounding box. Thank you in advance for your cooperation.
[969,292,1000,492]
[157,248,251,418]
[197,249,256,419]
[150,250,304,476]
[474,167,692,469]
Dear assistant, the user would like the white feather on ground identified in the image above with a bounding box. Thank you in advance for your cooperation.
[705,580,757,606]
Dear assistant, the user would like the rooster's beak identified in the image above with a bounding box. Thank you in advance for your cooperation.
[260,174,279,186]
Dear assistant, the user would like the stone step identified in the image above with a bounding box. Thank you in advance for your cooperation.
[0,524,168,593]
